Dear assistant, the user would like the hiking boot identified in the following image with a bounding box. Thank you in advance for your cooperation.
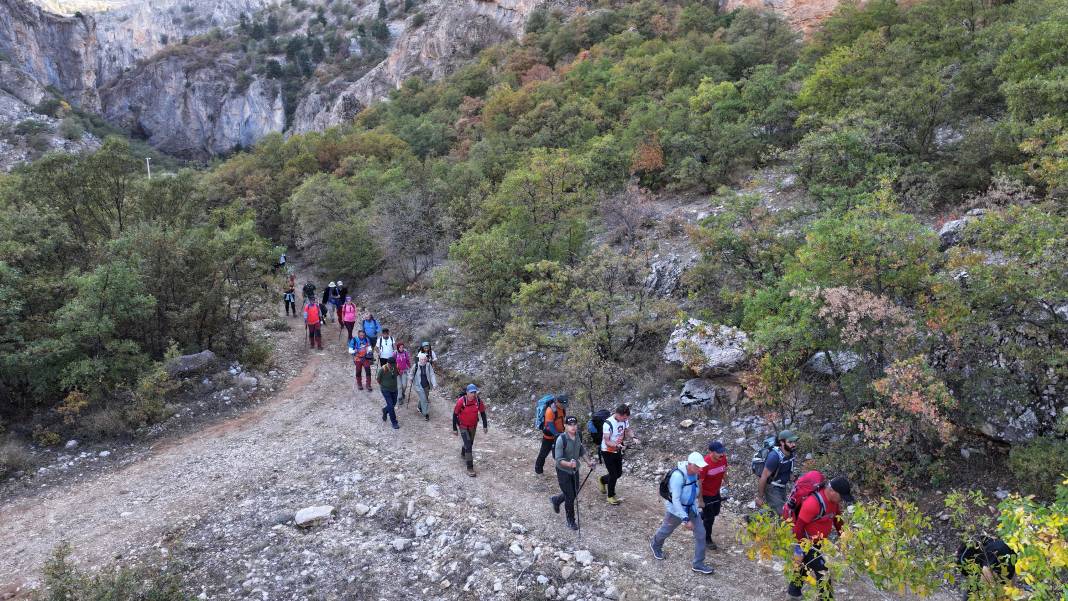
[692,563,715,575]
[706,538,719,550]
[650,542,665,560]
[357,385,364,391]
[382,410,387,422]
[424,414,429,421]
[597,477,607,495]
[392,423,400,430]
[606,496,620,506]
[551,495,562,514]
[467,467,477,477]
[566,519,579,531]
[534,468,544,475]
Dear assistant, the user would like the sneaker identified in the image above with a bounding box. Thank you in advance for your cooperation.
[367,387,373,392]
[424,415,429,421]
[598,477,608,495]
[357,386,364,391]
[392,423,400,430]
[692,563,715,575]
[650,542,665,560]
[467,467,477,477]
[551,496,562,514]
[706,538,719,550]
[566,519,579,531]
[606,496,620,506]
[535,468,544,475]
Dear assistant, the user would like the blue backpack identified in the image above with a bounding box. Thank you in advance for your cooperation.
[534,394,556,431]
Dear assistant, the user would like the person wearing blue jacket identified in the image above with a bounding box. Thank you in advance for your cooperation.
[362,313,381,349]
[348,330,374,391]
[650,452,715,575]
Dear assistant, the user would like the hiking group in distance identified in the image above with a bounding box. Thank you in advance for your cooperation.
[281,265,1018,601]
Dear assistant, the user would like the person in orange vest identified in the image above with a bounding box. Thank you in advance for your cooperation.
[535,394,569,475]
[303,298,323,350]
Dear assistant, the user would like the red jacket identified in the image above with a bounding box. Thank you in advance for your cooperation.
[699,454,727,496]
[453,395,485,429]
[792,491,842,541]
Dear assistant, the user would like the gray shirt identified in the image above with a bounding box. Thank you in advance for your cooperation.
[553,433,585,474]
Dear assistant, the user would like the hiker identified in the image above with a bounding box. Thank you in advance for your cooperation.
[278,252,287,270]
[348,330,373,391]
[957,536,1016,600]
[418,341,437,364]
[650,452,716,575]
[598,404,640,506]
[757,430,799,517]
[394,343,411,405]
[535,394,569,475]
[335,280,348,323]
[452,384,488,477]
[411,350,437,420]
[329,281,343,322]
[362,313,381,349]
[376,327,396,366]
[302,281,316,303]
[322,282,337,321]
[787,476,853,600]
[283,275,297,317]
[303,298,323,350]
[550,416,595,531]
[341,297,359,341]
[700,440,729,549]
[377,359,400,429]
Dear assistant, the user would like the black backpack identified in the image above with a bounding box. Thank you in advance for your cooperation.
[658,467,681,502]
[587,409,611,446]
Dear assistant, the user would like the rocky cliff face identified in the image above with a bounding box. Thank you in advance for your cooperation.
[0,0,99,110]
[720,0,846,34]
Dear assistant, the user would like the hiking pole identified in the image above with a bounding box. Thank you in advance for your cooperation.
[574,469,583,543]
[575,464,597,495]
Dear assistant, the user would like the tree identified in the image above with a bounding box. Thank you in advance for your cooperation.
[441,228,525,327]
[378,0,388,19]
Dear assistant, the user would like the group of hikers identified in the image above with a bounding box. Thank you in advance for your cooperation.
[281,270,1016,601]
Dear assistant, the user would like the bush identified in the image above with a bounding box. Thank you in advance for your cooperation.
[0,439,31,478]
[58,117,84,141]
[241,338,273,372]
[265,317,290,332]
[1009,437,1068,499]
[14,119,52,135]
[38,542,186,601]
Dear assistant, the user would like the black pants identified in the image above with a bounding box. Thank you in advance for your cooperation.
[552,469,579,521]
[459,428,476,469]
[702,494,721,541]
[535,437,555,473]
[600,451,623,496]
[788,546,832,599]
[284,296,296,315]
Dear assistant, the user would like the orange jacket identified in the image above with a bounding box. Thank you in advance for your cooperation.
[543,404,566,440]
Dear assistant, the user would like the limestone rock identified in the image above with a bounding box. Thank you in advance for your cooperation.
[804,350,861,376]
[574,550,593,566]
[679,379,723,406]
[164,350,217,377]
[663,319,749,377]
[938,209,986,250]
[294,505,335,528]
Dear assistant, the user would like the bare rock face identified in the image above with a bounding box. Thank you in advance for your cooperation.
[719,0,845,34]
[663,319,750,377]
[101,56,284,157]
[0,0,99,110]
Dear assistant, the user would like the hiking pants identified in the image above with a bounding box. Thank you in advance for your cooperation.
[396,373,408,403]
[283,294,296,316]
[381,389,398,427]
[702,494,722,541]
[415,385,431,417]
[459,427,476,469]
[651,508,707,569]
[355,359,372,390]
[766,483,789,518]
[600,451,623,497]
[788,546,832,600]
[552,469,579,521]
[307,324,322,349]
[368,336,378,351]
[535,437,556,474]
[343,321,355,341]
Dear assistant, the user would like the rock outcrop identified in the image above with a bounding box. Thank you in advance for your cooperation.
[719,0,845,34]
[663,319,750,377]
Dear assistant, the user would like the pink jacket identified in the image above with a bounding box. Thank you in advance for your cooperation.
[395,350,411,373]
[341,302,357,323]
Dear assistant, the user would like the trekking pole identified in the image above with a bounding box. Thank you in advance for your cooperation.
[575,464,597,495]
[574,469,582,542]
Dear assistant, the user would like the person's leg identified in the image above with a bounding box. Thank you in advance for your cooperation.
[384,390,398,427]
[397,373,408,403]
[651,512,682,554]
[560,470,578,523]
[766,484,787,519]
[316,327,323,349]
[345,322,354,341]
[416,387,429,416]
[535,438,554,474]
[460,429,475,468]
[703,495,721,544]
[691,508,708,568]
[605,452,623,497]
[810,549,832,600]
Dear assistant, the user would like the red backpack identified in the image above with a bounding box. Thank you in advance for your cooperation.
[305,303,321,325]
[782,470,827,521]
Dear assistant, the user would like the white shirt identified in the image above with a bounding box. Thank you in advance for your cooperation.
[601,416,629,453]
[377,336,395,359]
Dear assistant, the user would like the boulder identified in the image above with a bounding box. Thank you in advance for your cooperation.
[645,253,693,297]
[804,351,862,376]
[663,319,749,377]
[679,379,723,406]
[574,549,593,566]
[235,373,258,389]
[938,208,986,251]
[294,505,335,528]
[164,350,217,377]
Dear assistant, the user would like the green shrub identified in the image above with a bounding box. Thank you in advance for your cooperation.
[241,338,273,372]
[265,318,290,332]
[14,119,52,135]
[38,542,186,601]
[1009,436,1068,499]
[59,117,84,141]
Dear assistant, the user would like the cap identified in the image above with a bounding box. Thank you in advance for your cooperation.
[829,476,854,504]
[564,416,578,425]
[466,384,479,393]
[557,394,569,405]
[329,281,335,287]
[421,341,430,347]
[707,440,726,454]
[778,429,799,442]
[687,452,708,468]
[337,280,343,286]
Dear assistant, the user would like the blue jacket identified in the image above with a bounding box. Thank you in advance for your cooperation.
[664,462,699,519]
[348,336,372,356]
[362,318,380,337]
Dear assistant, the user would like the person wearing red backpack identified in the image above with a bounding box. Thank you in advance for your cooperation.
[787,475,854,600]
[699,440,729,550]
[303,299,324,350]
[452,384,488,477]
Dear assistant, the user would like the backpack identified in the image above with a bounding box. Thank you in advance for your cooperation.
[304,303,320,325]
[782,470,827,521]
[587,409,611,446]
[750,436,779,477]
[659,467,681,502]
[330,287,341,301]
[534,394,556,431]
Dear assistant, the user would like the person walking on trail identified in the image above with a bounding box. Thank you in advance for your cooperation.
[418,341,437,364]
[277,252,287,273]
[535,394,569,475]
[957,535,1017,600]
[787,476,853,600]
[335,280,348,322]
[363,313,381,349]
[650,452,716,575]
[699,441,729,549]
[550,416,594,531]
[341,297,358,341]
[757,430,799,518]
[283,275,297,317]
[377,359,400,430]
[303,299,324,351]
[452,384,488,477]
[376,328,396,366]
[322,282,337,321]
[349,330,374,391]
[329,281,343,322]
[411,350,437,420]
[302,281,316,304]
[394,343,411,405]
[598,404,640,506]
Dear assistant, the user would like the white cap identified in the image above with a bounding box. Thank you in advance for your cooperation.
[329,281,336,287]
[687,452,708,468]
[337,280,343,286]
